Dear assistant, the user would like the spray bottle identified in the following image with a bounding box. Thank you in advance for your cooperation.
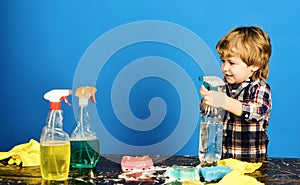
[70,86,100,168]
[198,76,225,166]
[40,89,72,180]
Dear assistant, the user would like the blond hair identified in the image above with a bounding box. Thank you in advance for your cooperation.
[216,26,272,81]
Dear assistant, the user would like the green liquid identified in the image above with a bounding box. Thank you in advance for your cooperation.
[70,139,100,168]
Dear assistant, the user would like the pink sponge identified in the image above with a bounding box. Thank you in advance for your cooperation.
[121,156,154,172]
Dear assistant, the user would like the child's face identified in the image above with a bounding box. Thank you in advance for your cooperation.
[221,56,258,84]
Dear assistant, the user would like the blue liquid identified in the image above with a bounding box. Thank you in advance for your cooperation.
[70,139,100,168]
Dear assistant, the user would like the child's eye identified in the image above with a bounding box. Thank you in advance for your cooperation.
[220,59,225,63]
[229,61,235,65]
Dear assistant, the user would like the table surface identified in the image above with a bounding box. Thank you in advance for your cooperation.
[0,155,300,185]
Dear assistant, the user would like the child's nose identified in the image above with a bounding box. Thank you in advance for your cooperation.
[222,62,229,71]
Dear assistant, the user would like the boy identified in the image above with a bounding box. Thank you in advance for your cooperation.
[200,26,272,161]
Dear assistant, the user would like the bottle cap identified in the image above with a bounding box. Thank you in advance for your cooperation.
[44,89,72,110]
[75,86,97,106]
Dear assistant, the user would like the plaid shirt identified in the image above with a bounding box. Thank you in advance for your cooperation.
[222,77,272,162]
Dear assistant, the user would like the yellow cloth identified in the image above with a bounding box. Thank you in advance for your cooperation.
[217,158,262,173]
[215,158,263,185]
[217,171,264,185]
[182,180,204,185]
[0,139,40,166]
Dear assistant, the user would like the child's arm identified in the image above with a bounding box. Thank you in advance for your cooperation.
[200,83,271,120]
[222,95,242,116]
[200,85,242,116]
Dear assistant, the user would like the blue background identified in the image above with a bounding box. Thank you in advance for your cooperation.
[0,0,299,158]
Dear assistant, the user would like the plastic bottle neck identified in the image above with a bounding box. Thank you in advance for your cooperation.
[46,109,64,129]
[78,105,89,126]
[50,102,61,110]
[73,105,97,139]
[78,98,89,107]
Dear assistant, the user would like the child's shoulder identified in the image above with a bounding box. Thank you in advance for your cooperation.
[250,79,271,92]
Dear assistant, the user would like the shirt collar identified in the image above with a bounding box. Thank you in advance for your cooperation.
[225,77,253,97]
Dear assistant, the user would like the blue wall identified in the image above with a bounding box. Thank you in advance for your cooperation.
[0,0,299,158]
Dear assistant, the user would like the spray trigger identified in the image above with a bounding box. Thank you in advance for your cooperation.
[203,81,218,91]
[90,94,96,104]
[61,96,72,106]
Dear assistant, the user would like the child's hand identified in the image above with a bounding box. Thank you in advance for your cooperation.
[199,85,209,97]
[200,85,227,108]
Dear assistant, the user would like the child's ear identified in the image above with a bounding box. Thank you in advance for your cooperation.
[250,65,259,72]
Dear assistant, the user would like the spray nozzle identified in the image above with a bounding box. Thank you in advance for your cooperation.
[75,86,97,106]
[199,76,225,91]
[44,89,72,110]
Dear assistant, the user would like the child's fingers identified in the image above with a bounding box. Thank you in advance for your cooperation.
[200,85,209,96]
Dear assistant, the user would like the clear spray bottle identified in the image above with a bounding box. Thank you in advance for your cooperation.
[70,86,100,168]
[40,89,72,180]
[198,76,225,166]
